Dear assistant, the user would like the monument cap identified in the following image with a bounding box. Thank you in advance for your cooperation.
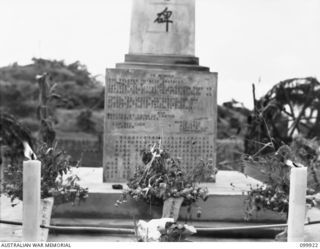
[129,0,195,56]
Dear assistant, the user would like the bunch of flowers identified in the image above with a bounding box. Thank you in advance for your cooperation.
[244,185,289,220]
[116,142,210,207]
[3,142,88,206]
[159,221,196,242]
[243,137,320,220]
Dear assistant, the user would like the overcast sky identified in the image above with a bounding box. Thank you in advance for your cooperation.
[0,0,319,109]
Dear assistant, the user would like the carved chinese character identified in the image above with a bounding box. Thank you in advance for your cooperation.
[154,7,173,32]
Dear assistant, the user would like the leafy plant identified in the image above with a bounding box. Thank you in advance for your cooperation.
[2,140,88,205]
[242,136,320,220]
[76,109,96,133]
[37,142,88,205]
[244,184,289,221]
[1,73,89,206]
[116,142,210,207]
[159,222,196,242]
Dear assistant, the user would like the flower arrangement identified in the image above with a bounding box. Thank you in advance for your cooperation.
[244,184,289,220]
[2,139,88,206]
[135,218,196,242]
[1,83,88,206]
[242,137,320,220]
[116,141,211,208]
[159,221,196,242]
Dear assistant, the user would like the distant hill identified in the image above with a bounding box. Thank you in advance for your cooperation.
[0,58,249,139]
[0,58,104,112]
[0,58,105,134]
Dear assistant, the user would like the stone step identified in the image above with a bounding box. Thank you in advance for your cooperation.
[52,168,285,222]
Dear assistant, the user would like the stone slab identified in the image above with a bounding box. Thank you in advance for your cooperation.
[125,54,200,65]
[103,68,217,182]
[0,196,22,242]
[116,60,210,71]
[129,0,195,56]
[2,168,319,241]
[52,168,286,222]
[119,54,210,71]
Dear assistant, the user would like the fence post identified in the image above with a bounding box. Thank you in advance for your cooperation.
[23,160,41,241]
[287,167,307,242]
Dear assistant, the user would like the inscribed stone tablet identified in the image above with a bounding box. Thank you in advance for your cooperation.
[103,68,217,182]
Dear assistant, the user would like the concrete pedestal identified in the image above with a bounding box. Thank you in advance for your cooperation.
[52,168,286,222]
[103,67,217,182]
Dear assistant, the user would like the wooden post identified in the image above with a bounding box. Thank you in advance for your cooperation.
[37,74,49,121]
[23,160,41,241]
[37,74,56,147]
[287,167,307,242]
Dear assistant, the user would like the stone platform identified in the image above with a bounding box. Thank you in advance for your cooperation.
[52,168,285,222]
[2,167,320,241]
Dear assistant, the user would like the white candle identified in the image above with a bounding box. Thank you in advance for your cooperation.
[287,167,307,242]
[23,160,41,241]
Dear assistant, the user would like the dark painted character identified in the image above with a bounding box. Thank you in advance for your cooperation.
[154,7,173,32]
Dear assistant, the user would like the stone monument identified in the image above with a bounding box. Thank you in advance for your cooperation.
[103,0,217,182]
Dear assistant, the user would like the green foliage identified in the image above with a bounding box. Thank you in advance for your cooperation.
[76,109,96,133]
[20,118,41,133]
[0,58,104,121]
[291,136,320,191]
[0,72,89,206]
[159,222,195,242]
[242,136,320,220]
[2,142,88,205]
[36,143,88,205]
[218,100,250,139]
[244,184,289,220]
[0,112,34,150]
[116,142,210,207]
[31,58,99,87]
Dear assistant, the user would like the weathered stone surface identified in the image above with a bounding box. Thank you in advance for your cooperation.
[129,0,195,56]
[103,68,217,182]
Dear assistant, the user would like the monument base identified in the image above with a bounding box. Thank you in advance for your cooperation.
[52,168,285,222]
[116,54,209,71]
[103,67,217,182]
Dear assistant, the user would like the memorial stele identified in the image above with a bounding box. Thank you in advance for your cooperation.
[103,0,218,182]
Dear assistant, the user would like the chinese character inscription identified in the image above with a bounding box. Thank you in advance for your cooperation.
[154,7,173,32]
